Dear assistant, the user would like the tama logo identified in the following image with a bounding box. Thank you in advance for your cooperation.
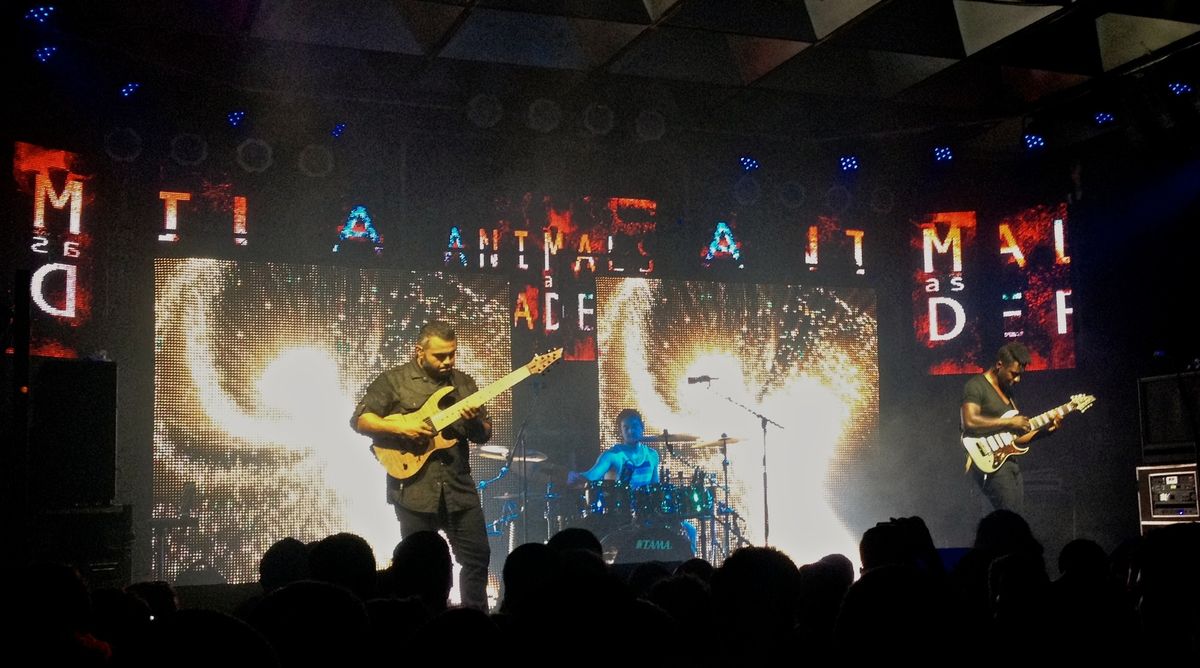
[635,539,673,550]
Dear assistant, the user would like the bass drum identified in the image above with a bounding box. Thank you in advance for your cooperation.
[600,523,694,564]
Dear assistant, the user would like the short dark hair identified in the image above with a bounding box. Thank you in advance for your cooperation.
[996,342,1031,367]
[417,320,456,346]
[615,408,642,429]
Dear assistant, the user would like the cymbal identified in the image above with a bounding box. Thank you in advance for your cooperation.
[641,432,700,443]
[514,461,570,484]
[492,491,560,500]
[477,445,549,463]
[694,436,744,448]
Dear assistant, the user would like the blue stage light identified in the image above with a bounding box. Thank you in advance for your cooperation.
[933,146,953,162]
[1168,82,1193,96]
[739,155,759,172]
[331,123,346,138]
[120,82,141,98]
[1023,134,1045,150]
[839,155,859,172]
[227,110,246,128]
[25,6,55,24]
[1093,112,1115,125]
[34,46,57,63]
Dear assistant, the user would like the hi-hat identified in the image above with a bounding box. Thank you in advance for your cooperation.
[477,445,548,463]
[641,432,700,443]
[696,434,739,446]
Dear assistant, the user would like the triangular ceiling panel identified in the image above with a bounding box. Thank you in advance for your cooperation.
[867,51,961,98]
[251,0,424,55]
[666,0,818,41]
[804,0,882,40]
[570,19,650,69]
[475,0,655,23]
[1096,13,1200,72]
[609,27,744,86]
[826,0,965,60]
[726,35,810,84]
[397,1,471,55]
[954,0,1060,56]
[1000,66,1092,104]
[442,9,621,70]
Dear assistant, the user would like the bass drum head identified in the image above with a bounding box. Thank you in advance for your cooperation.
[601,523,693,564]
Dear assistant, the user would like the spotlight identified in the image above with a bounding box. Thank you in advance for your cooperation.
[1093,111,1115,125]
[34,46,57,63]
[933,146,953,162]
[1023,134,1045,150]
[839,155,859,172]
[739,156,760,173]
[120,82,141,98]
[331,123,346,138]
[1168,82,1193,96]
[25,6,55,24]
[227,110,246,128]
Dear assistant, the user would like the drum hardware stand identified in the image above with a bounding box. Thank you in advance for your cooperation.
[695,437,753,561]
[478,416,531,541]
[698,387,786,546]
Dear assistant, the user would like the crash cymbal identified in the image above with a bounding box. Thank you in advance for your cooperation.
[492,491,560,500]
[694,436,744,448]
[641,432,700,443]
[477,445,549,463]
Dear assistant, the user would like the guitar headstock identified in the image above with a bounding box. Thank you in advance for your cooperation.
[1070,393,1097,413]
[526,348,564,375]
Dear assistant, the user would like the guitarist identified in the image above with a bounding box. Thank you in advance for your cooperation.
[351,320,492,610]
[960,342,1060,514]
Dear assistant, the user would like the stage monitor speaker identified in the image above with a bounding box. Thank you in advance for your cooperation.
[1138,372,1199,464]
[2,356,117,509]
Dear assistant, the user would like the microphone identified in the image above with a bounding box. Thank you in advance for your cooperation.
[687,375,717,384]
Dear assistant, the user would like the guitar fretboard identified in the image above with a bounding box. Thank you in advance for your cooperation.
[1028,401,1075,430]
[430,365,531,430]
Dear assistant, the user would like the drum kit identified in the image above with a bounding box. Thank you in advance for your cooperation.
[477,431,752,564]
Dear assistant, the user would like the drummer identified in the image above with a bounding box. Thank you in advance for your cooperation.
[568,408,659,489]
[567,408,698,553]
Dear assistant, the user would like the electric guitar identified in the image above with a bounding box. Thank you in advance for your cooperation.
[371,348,562,480]
[961,393,1096,473]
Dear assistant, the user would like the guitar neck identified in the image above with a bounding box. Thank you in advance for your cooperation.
[1028,401,1075,431]
[430,366,531,430]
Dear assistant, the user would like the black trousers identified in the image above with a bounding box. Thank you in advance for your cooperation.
[394,500,491,610]
[972,459,1024,516]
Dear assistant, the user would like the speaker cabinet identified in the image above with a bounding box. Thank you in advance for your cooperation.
[33,505,133,589]
[1138,372,1200,464]
[2,356,117,509]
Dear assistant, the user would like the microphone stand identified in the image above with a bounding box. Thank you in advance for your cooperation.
[477,416,529,541]
[511,416,530,545]
[698,384,786,546]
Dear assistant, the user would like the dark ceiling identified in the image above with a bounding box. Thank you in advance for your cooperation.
[18,0,1200,148]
